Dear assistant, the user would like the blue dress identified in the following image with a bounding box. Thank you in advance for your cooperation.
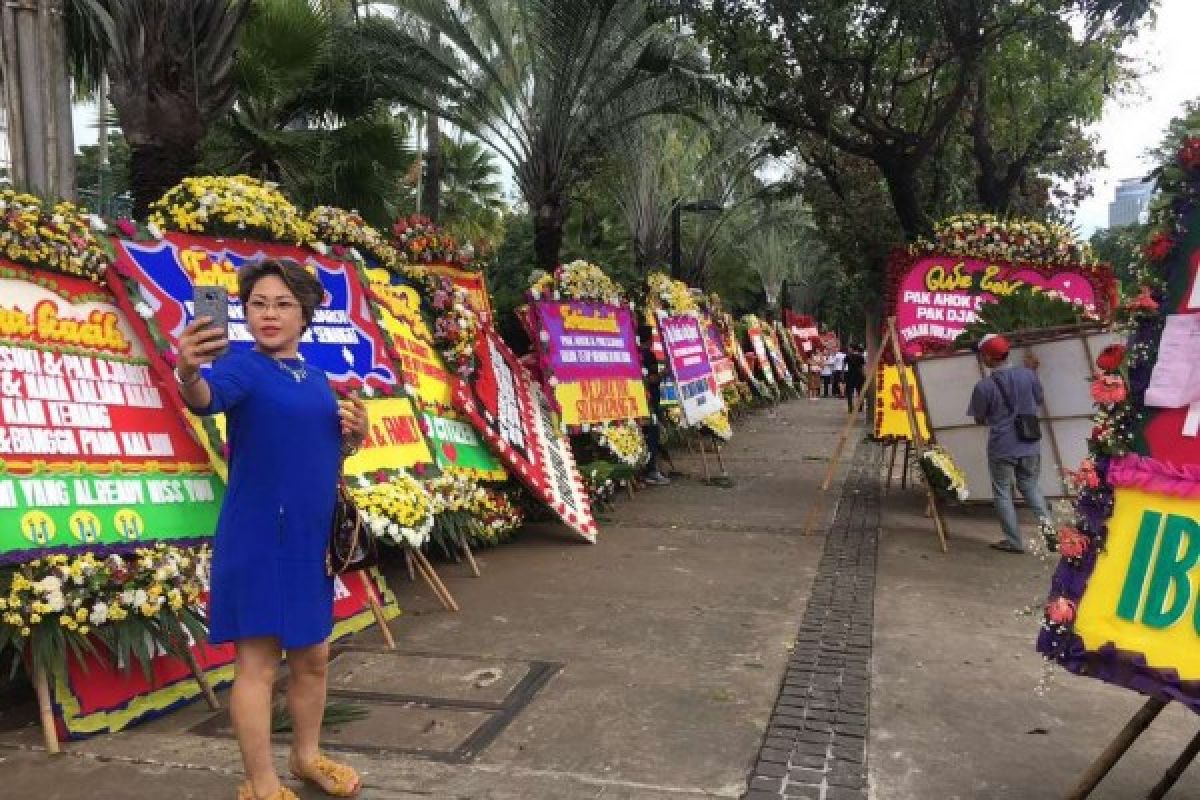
[190,349,341,649]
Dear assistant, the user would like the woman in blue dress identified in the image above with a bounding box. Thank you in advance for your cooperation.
[175,259,368,800]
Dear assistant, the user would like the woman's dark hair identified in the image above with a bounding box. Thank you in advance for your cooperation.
[237,259,325,327]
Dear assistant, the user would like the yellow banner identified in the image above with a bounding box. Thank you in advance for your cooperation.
[343,395,433,475]
[555,379,650,427]
[1075,488,1200,681]
[368,278,453,409]
[873,365,930,441]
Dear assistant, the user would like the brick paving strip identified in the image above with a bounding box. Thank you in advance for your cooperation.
[743,442,880,800]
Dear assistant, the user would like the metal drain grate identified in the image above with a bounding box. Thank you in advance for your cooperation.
[189,646,562,763]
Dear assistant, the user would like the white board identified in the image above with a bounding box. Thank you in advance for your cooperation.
[914,331,1122,500]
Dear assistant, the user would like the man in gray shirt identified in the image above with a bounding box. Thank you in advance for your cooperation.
[966,334,1052,554]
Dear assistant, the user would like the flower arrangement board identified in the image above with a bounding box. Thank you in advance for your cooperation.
[764,325,796,387]
[1037,161,1200,715]
[364,271,506,480]
[744,322,779,387]
[452,328,596,541]
[0,260,223,563]
[873,364,931,442]
[888,252,1115,359]
[656,312,725,426]
[784,311,822,354]
[531,300,649,428]
[48,569,398,738]
[423,262,493,324]
[913,330,1123,501]
[110,233,396,391]
[700,312,738,388]
[107,234,433,478]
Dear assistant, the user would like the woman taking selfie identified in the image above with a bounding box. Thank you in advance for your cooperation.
[174,259,369,800]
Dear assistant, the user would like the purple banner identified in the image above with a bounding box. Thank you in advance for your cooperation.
[534,300,641,383]
[659,314,711,383]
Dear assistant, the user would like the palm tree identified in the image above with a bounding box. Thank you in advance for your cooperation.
[201,0,413,226]
[738,199,829,314]
[379,0,714,269]
[437,134,508,254]
[67,0,250,215]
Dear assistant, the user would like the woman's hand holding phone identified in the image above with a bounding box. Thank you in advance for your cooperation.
[177,317,229,380]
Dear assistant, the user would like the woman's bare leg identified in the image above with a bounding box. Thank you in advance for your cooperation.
[231,637,283,797]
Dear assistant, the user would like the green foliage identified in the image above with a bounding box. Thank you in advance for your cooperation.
[380,0,717,268]
[201,0,413,227]
[272,700,369,733]
[75,132,131,203]
[1089,223,1147,291]
[953,287,1088,347]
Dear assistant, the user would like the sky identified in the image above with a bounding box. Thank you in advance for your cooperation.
[1071,0,1199,236]
[68,0,1198,235]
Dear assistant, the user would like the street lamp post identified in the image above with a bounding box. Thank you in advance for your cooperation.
[670,197,723,280]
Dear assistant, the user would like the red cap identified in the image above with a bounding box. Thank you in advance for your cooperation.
[978,333,1010,360]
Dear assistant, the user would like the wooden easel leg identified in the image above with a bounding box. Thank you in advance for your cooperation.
[182,646,221,710]
[1066,697,1168,800]
[404,548,416,582]
[715,441,728,477]
[411,548,460,612]
[884,441,899,494]
[458,532,481,577]
[698,436,711,482]
[901,441,911,490]
[358,570,396,649]
[1146,727,1200,799]
[33,661,60,754]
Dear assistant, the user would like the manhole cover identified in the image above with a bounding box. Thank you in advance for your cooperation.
[190,647,561,763]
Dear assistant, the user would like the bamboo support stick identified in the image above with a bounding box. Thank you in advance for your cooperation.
[411,548,459,612]
[1066,697,1167,800]
[33,661,60,754]
[182,646,221,710]
[458,533,481,578]
[358,570,396,650]
[1145,727,1200,800]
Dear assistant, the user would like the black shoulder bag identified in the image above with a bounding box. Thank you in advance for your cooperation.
[991,372,1041,443]
[327,480,379,576]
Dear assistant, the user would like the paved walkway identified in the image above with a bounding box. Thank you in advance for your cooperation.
[0,397,852,799]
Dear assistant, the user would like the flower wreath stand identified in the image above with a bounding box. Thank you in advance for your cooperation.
[403,547,460,612]
[818,317,949,552]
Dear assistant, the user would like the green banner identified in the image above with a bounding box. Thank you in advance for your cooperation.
[0,470,223,557]
[422,413,506,480]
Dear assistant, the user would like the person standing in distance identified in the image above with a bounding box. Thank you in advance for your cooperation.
[967,334,1052,554]
[831,346,847,398]
[843,344,867,413]
[175,259,369,800]
[638,322,670,486]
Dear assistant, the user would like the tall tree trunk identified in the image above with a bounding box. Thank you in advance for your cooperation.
[879,157,930,240]
[533,195,566,271]
[127,141,201,217]
[422,114,441,222]
[0,0,75,199]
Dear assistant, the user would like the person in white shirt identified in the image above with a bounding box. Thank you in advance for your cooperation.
[819,352,834,397]
[831,349,847,398]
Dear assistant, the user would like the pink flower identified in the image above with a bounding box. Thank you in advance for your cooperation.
[1127,287,1159,313]
[1046,597,1076,625]
[1095,344,1125,373]
[161,350,178,367]
[115,218,138,238]
[1071,458,1100,489]
[1090,374,1127,405]
[1058,527,1090,559]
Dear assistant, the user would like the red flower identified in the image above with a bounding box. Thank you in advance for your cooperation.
[374,470,389,483]
[1046,597,1076,625]
[1127,287,1159,313]
[1090,374,1127,405]
[1179,137,1200,170]
[115,218,138,238]
[1095,344,1125,373]
[1058,527,1090,559]
[1144,232,1175,262]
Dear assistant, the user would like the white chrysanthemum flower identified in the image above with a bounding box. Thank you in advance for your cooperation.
[311,241,328,255]
[146,221,164,239]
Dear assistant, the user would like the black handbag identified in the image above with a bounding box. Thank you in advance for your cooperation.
[992,373,1042,443]
[326,481,379,576]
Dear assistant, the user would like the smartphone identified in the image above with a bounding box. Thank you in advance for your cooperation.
[193,285,230,357]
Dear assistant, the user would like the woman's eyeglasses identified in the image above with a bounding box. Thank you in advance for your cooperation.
[246,299,300,315]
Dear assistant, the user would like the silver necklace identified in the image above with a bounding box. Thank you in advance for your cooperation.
[268,353,308,383]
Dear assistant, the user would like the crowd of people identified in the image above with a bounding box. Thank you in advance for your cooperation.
[796,345,867,411]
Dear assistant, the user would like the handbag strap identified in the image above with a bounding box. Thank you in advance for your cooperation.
[991,372,1017,416]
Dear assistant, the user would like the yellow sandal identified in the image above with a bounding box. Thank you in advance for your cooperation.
[236,782,299,800]
[289,753,361,797]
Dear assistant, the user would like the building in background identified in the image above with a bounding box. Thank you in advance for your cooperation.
[1108,177,1154,227]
